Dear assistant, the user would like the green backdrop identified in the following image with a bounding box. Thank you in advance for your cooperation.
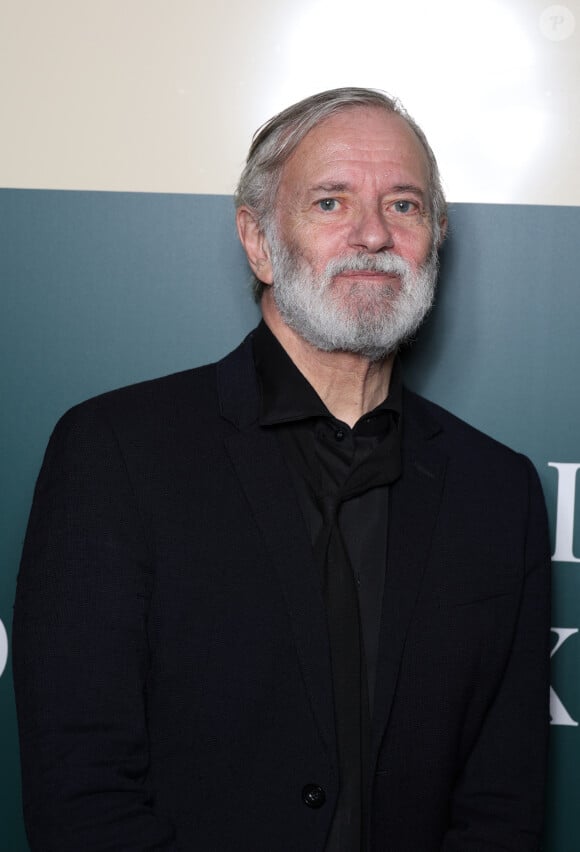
[1,188,578,850]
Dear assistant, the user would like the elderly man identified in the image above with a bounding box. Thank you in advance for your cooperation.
[14,88,550,852]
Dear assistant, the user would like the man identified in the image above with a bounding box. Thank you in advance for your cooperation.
[13,87,550,851]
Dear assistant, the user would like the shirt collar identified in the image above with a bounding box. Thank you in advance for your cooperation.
[251,320,403,431]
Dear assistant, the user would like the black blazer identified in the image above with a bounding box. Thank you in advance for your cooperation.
[13,331,551,852]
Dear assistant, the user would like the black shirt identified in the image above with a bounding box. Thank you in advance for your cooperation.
[252,320,402,710]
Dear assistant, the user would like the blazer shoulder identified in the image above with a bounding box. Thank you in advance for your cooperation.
[404,387,531,468]
[48,333,256,449]
[51,363,214,440]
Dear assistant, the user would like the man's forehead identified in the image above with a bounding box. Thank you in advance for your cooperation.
[279,106,431,186]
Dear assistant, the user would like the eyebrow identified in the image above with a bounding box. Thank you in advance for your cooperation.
[308,183,351,194]
[391,184,427,200]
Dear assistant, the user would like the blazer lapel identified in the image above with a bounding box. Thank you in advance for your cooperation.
[217,336,337,760]
[370,391,448,767]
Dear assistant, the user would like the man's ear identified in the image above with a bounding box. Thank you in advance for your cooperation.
[437,215,448,247]
[236,207,274,285]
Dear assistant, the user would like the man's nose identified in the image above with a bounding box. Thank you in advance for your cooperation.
[348,205,395,253]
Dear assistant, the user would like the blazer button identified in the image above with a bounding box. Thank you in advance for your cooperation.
[302,783,326,808]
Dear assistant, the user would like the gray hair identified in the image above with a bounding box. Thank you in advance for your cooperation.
[234,87,447,300]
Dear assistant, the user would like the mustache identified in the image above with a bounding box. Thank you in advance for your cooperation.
[324,252,412,279]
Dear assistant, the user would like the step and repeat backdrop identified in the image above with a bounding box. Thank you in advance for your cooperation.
[1,1,579,849]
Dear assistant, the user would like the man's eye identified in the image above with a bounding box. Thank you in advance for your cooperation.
[317,198,339,212]
[392,200,417,214]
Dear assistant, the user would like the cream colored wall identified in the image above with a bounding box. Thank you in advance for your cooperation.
[1,0,579,204]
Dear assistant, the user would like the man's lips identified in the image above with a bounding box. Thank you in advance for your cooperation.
[333,270,400,282]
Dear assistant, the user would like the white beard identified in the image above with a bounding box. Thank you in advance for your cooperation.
[268,235,439,361]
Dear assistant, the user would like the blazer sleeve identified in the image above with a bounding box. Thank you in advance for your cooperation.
[440,456,551,852]
[12,403,178,852]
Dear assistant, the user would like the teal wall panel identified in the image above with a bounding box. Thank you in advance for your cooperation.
[1,189,578,849]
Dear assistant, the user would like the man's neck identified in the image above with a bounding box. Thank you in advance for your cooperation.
[261,297,395,429]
